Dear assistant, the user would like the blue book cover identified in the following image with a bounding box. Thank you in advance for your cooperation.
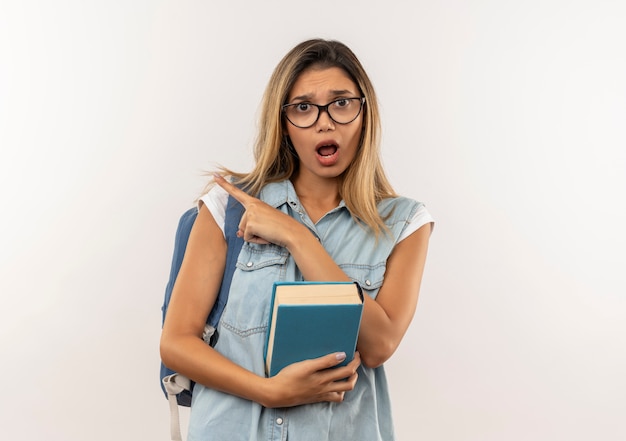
[264,281,364,377]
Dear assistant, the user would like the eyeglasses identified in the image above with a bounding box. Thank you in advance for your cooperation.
[282,97,366,129]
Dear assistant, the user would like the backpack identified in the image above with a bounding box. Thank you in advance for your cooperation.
[160,194,244,441]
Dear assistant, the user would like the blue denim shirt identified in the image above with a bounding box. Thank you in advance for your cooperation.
[189,180,424,441]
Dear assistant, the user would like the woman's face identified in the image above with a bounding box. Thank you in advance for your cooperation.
[285,66,363,184]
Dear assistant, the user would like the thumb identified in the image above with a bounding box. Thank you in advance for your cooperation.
[313,352,348,370]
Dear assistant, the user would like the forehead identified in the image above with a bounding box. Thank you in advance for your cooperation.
[288,67,358,100]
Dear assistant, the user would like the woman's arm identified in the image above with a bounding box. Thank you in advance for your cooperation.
[356,224,431,367]
[159,203,360,408]
[287,222,432,368]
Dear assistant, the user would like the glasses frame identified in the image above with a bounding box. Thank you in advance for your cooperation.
[282,97,366,129]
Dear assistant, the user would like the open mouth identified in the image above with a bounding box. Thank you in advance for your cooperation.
[316,143,338,157]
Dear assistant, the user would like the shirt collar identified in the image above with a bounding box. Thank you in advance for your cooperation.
[260,179,347,213]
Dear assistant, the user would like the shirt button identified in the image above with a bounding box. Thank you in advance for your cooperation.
[246,261,253,267]
[276,417,284,425]
[365,279,371,286]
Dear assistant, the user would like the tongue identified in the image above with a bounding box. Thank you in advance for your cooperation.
[318,145,337,156]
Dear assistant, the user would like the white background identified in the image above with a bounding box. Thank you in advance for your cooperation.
[1,1,624,440]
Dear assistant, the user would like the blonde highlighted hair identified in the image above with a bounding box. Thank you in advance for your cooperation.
[213,39,397,236]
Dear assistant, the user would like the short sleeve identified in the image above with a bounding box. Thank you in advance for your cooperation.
[398,204,434,243]
[198,184,229,238]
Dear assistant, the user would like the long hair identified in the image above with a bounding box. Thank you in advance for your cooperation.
[215,39,397,236]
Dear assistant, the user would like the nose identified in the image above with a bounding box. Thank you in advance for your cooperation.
[315,108,335,132]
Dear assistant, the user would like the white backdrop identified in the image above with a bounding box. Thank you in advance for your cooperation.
[1,1,624,440]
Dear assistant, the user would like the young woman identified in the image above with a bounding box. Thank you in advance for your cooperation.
[160,38,434,441]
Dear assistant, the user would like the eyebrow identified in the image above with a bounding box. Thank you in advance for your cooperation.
[290,89,357,102]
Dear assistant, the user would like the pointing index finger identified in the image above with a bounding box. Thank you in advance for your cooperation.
[213,174,252,206]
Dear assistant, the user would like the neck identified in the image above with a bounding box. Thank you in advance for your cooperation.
[291,173,342,222]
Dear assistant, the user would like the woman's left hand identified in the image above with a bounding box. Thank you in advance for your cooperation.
[214,174,301,247]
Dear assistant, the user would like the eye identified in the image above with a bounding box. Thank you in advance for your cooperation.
[295,103,312,113]
[333,98,350,108]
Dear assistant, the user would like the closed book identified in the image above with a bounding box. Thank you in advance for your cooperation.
[264,281,364,377]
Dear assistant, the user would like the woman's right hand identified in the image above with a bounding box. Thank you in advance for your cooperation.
[261,352,361,408]
[214,174,304,248]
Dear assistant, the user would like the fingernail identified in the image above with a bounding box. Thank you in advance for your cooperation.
[213,173,223,180]
[336,352,346,361]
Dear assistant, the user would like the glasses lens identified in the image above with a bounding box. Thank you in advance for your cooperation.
[284,103,318,128]
[327,98,363,124]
